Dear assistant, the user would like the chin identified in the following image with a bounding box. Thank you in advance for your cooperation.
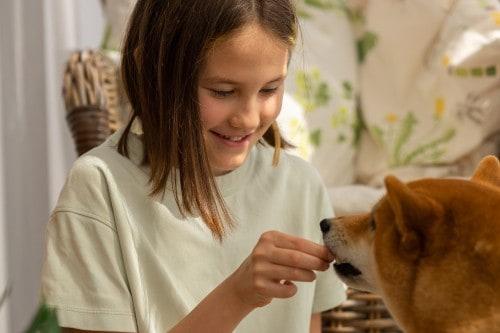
[211,157,246,175]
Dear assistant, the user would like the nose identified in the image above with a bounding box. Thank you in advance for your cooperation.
[229,97,260,129]
[320,219,330,233]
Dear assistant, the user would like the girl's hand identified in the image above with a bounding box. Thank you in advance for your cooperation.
[227,230,335,308]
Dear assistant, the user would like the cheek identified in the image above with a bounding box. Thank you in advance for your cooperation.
[261,94,284,123]
[198,94,229,128]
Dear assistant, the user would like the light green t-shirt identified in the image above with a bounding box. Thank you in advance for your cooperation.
[40,129,346,332]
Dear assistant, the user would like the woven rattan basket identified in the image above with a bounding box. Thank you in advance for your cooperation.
[322,288,402,333]
[62,50,124,156]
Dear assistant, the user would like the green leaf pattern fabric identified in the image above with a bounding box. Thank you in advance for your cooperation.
[355,0,500,185]
[281,0,500,188]
[279,4,359,186]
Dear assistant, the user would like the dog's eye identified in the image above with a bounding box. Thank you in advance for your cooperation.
[370,216,376,231]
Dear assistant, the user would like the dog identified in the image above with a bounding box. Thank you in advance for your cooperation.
[321,155,500,333]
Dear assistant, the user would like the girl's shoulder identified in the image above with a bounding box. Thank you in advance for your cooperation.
[70,129,145,179]
[254,144,324,186]
[55,133,145,217]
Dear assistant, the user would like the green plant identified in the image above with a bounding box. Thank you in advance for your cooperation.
[24,303,60,333]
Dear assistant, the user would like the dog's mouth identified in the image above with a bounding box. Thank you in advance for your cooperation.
[333,262,362,277]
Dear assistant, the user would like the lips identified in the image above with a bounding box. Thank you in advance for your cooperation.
[211,130,251,142]
[333,262,362,277]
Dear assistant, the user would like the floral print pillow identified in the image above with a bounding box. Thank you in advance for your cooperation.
[280,1,360,186]
[355,0,500,185]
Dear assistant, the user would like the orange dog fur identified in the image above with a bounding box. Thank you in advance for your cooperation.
[321,156,500,333]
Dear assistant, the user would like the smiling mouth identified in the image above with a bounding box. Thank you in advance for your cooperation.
[333,262,362,277]
[211,131,251,142]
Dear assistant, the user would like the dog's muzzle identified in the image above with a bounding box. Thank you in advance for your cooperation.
[320,218,363,278]
[320,219,330,233]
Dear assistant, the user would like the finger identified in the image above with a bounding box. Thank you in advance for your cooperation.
[268,247,330,271]
[261,262,317,282]
[270,231,335,262]
[258,279,298,299]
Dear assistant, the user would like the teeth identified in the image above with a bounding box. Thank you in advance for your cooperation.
[220,134,244,141]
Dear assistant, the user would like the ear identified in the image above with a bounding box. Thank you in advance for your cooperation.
[471,155,500,188]
[384,176,439,254]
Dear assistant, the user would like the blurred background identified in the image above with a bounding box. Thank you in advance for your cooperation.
[0,1,104,331]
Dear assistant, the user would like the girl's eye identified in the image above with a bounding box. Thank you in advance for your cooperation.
[260,87,278,95]
[211,89,234,98]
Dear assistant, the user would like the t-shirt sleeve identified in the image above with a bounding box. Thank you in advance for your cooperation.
[311,179,347,313]
[40,210,137,332]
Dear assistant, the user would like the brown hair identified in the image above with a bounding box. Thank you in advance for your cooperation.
[118,0,297,241]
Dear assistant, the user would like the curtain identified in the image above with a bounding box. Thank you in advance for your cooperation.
[0,0,103,331]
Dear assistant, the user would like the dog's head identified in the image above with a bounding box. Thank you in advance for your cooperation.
[321,156,500,331]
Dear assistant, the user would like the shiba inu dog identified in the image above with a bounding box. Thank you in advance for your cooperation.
[321,156,500,333]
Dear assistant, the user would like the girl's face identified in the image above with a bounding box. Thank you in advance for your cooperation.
[198,23,289,176]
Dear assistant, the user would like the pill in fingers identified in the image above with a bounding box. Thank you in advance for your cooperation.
[318,262,330,271]
[318,259,333,270]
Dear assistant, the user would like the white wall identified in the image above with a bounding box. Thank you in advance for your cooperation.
[0,15,10,333]
[1,1,50,331]
[0,1,104,331]
[45,0,104,206]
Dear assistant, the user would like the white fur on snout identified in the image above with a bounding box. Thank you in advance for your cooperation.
[323,223,378,293]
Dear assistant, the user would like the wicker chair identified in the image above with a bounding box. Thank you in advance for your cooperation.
[61,50,403,332]
[322,288,402,333]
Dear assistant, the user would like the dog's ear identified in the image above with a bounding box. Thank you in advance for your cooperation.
[471,155,500,188]
[384,175,440,255]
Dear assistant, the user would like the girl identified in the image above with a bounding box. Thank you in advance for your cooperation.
[40,0,346,332]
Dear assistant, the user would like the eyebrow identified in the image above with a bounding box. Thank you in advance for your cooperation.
[203,75,285,85]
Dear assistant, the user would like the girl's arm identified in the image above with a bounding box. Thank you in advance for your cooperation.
[168,273,255,332]
[310,313,322,333]
[171,230,332,333]
[60,277,249,333]
[61,278,251,333]
[64,230,333,333]
[61,277,251,333]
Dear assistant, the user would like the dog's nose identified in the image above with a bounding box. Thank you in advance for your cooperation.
[320,219,330,233]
